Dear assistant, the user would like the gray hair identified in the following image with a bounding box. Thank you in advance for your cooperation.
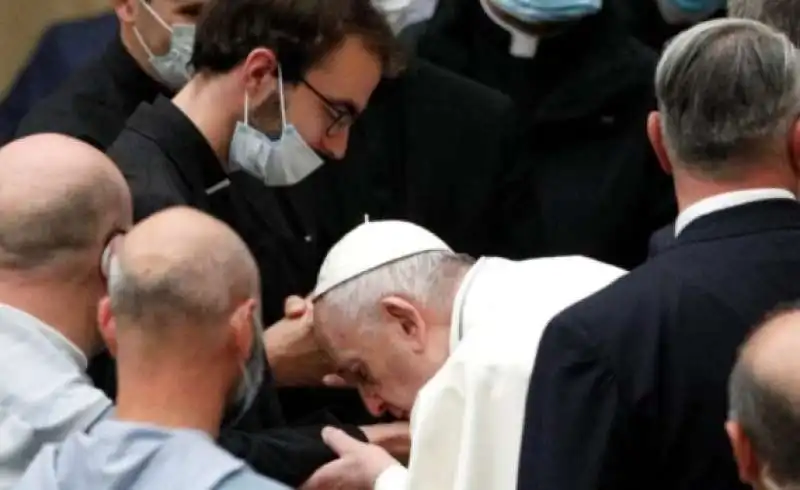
[729,0,800,47]
[107,237,260,329]
[729,303,800,487]
[315,251,475,328]
[655,18,800,177]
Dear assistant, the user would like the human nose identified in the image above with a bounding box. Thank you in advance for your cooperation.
[359,387,387,417]
[321,127,350,160]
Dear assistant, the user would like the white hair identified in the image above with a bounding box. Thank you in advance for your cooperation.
[315,251,475,329]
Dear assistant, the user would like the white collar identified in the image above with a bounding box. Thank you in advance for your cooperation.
[674,188,796,237]
[479,0,540,58]
[448,258,487,352]
[0,304,89,371]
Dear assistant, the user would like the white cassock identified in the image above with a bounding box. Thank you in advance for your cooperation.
[374,255,627,490]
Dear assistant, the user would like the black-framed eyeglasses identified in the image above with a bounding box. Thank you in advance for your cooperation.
[301,79,359,137]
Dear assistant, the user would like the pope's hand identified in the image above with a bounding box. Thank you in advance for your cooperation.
[300,427,401,490]
[264,295,333,386]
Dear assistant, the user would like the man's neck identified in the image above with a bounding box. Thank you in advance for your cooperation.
[0,279,96,358]
[118,29,161,84]
[674,164,797,213]
[172,76,239,164]
[114,361,229,438]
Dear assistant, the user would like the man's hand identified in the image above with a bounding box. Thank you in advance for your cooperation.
[264,295,334,387]
[301,427,402,490]
[359,422,411,463]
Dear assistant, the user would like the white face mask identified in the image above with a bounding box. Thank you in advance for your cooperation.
[133,0,195,90]
[228,68,325,187]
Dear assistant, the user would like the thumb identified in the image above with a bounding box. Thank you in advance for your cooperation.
[321,426,365,456]
[284,295,308,319]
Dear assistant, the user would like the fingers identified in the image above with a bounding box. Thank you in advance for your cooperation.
[284,295,309,319]
[322,374,350,388]
[322,426,366,456]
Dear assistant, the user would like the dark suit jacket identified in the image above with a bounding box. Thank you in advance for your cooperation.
[0,13,116,145]
[518,199,800,490]
[403,2,676,269]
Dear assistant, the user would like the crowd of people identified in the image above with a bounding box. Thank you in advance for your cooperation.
[1,0,799,489]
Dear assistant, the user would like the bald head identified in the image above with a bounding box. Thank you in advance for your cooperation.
[108,206,260,329]
[0,134,131,273]
[729,306,800,486]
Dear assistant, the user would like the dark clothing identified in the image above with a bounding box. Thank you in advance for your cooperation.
[518,199,800,490]
[647,223,674,258]
[106,96,366,486]
[278,59,545,422]
[404,2,676,269]
[15,36,170,150]
[315,59,543,260]
[0,13,116,145]
[609,0,725,50]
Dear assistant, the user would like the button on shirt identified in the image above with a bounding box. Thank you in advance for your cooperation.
[0,305,111,490]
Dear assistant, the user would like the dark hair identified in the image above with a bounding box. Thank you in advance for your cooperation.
[190,0,404,82]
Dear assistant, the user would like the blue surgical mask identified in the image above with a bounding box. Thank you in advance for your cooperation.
[226,309,266,426]
[133,0,194,89]
[229,68,325,187]
[488,0,602,23]
[656,0,723,25]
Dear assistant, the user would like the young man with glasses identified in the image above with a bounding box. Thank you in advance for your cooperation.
[105,0,407,485]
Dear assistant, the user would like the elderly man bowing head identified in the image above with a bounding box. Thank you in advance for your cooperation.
[301,220,627,490]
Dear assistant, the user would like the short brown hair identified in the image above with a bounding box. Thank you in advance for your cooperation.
[190,0,405,81]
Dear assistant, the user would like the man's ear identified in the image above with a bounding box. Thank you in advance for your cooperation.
[726,420,761,485]
[379,296,427,352]
[787,119,800,184]
[229,298,257,361]
[242,48,279,106]
[114,0,137,24]
[647,111,673,176]
[97,296,119,358]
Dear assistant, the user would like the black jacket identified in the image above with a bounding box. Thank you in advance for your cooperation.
[15,37,170,150]
[518,199,800,490]
[404,2,676,269]
[105,96,367,486]
[313,58,543,261]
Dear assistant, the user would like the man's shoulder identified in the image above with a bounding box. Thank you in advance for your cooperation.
[15,61,127,150]
[219,469,290,490]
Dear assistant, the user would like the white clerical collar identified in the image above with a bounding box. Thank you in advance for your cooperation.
[674,188,796,237]
[449,258,487,352]
[479,0,540,58]
[0,304,88,371]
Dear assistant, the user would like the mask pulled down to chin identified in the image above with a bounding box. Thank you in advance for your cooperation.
[221,311,266,428]
[228,67,325,187]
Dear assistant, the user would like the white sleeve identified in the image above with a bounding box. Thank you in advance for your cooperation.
[372,349,530,490]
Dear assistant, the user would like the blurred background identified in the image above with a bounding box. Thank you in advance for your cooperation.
[0,0,110,96]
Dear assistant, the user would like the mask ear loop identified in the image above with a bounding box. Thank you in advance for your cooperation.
[138,0,174,33]
[277,65,288,133]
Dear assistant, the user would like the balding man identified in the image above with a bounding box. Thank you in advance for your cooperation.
[516,18,800,490]
[727,305,800,490]
[15,207,286,490]
[0,134,132,489]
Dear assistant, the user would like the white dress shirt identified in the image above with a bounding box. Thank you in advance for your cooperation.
[374,256,627,490]
[0,305,111,490]
[674,188,796,237]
